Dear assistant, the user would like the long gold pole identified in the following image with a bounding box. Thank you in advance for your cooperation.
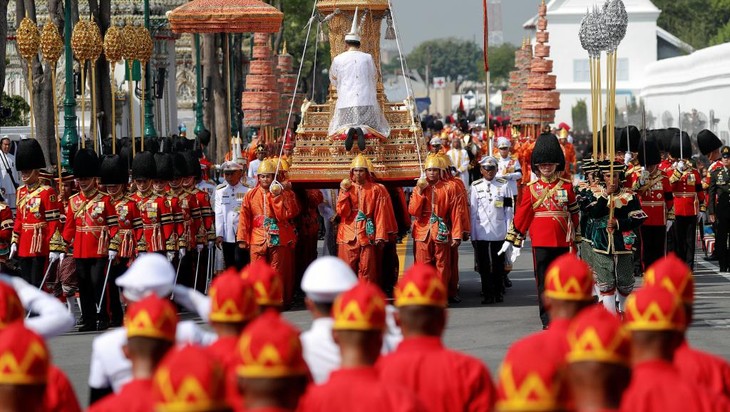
[52,67,61,179]
[140,64,146,152]
[590,57,597,160]
[597,57,603,159]
[111,64,116,154]
[91,60,98,153]
[80,61,86,148]
[128,62,136,157]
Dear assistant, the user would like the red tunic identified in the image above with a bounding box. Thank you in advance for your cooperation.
[298,367,424,412]
[630,169,674,226]
[668,168,705,216]
[207,336,243,410]
[62,190,120,259]
[111,194,143,258]
[172,189,200,249]
[86,378,153,412]
[132,191,177,252]
[674,340,730,399]
[0,202,13,255]
[45,365,82,412]
[13,183,63,257]
[376,336,496,412]
[509,177,579,248]
[621,360,730,412]
[193,187,215,244]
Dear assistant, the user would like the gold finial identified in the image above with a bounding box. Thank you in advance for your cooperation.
[282,41,287,55]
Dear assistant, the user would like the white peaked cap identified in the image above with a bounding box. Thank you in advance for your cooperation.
[497,137,511,148]
[430,137,443,146]
[301,257,358,303]
[116,253,175,302]
[345,7,361,43]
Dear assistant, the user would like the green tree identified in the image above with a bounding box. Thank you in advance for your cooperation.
[653,0,730,49]
[0,92,30,127]
[572,99,588,134]
[407,38,483,90]
[486,43,518,87]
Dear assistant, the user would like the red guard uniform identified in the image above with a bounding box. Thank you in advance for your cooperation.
[668,165,705,268]
[133,190,178,253]
[13,182,63,258]
[86,379,153,412]
[111,194,143,259]
[192,187,215,245]
[0,202,13,258]
[45,365,82,412]
[62,189,120,259]
[630,168,674,269]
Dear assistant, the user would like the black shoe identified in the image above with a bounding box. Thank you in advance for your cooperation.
[97,320,109,331]
[78,323,96,332]
[109,319,123,328]
[356,128,366,151]
[504,277,512,288]
[75,318,86,328]
[345,128,356,151]
[495,295,504,303]
[448,296,462,304]
[482,296,495,304]
[705,255,718,262]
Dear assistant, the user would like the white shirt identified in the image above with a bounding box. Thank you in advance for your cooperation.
[248,159,262,181]
[447,148,470,189]
[301,317,340,384]
[469,177,514,241]
[496,155,522,197]
[214,182,249,242]
[87,320,216,392]
[0,151,17,209]
[330,50,378,110]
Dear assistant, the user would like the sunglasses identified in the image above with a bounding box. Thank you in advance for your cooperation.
[482,166,496,171]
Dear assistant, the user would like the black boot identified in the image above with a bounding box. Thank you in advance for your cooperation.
[356,128,366,151]
[345,128,356,151]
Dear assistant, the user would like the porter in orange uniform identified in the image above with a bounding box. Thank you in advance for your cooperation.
[502,133,579,328]
[377,264,496,412]
[298,282,424,412]
[438,153,470,302]
[87,295,177,412]
[11,138,64,287]
[234,311,310,412]
[337,154,395,284]
[622,286,730,411]
[62,149,120,332]
[237,159,299,306]
[644,255,730,398]
[409,156,463,295]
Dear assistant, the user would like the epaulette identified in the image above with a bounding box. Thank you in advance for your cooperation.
[216,183,227,190]
[559,177,571,184]
[526,180,537,186]
[471,178,484,186]
[496,177,507,184]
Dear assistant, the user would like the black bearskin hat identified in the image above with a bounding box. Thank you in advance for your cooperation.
[637,138,661,167]
[172,152,188,179]
[618,126,641,153]
[100,154,129,185]
[197,129,211,147]
[131,151,156,180]
[154,152,173,181]
[669,129,692,160]
[531,133,565,174]
[183,151,201,179]
[16,139,46,171]
[73,148,100,178]
[697,129,722,156]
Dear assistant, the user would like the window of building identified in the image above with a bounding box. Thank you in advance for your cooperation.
[573,59,589,82]
[618,58,629,81]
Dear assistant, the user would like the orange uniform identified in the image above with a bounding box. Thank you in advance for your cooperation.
[409,181,463,291]
[674,339,730,399]
[206,336,243,410]
[443,175,470,298]
[237,185,299,303]
[45,365,82,412]
[337,180,394,283]
[86,379,153,412]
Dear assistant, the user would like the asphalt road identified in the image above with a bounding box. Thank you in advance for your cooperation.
[48,240,730,407]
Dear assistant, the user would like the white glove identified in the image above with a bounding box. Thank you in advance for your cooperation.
[666,220,674,233]
[108,250,117,260]
[48,252,61,262]
[676,161,686,172]
[167,251,176,262]
[59,253,66,262]
[208,241,214,250]
[510,246,521,264]
[179,248,186,259]
[624,152,632,165]
[497,241,512,256]
[697,212,706,224]
[196,244,204,253]
[8,243,17,260]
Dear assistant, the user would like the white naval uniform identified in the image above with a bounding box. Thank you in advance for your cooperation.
[88,320,216,393]
[469,177,514,241]
[0,151,17,209]
[447,148,471,190]
[301,317,339,384]
[197,179,216,201]
[496,155,522,200]
[214,182,249,242]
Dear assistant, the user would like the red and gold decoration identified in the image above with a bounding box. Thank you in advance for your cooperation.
[153,345,228,412]
[544,253,594,301]
[643,254,694,304]
[242,33,281,136]
[240,260,284,307]
[125,295,178,342]
[332,281,386,331]
[40,19,64,178]
[15,16,40,140]
[209,269,257,323]
[103,24,123,154]
[235,310,308,378]
[567,306,631,365]
[0,323,49,385]
[625,286,687,332]
[395,263,448,308]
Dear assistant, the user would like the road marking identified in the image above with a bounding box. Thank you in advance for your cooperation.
[695,258,730,283]
[704,319,730,328]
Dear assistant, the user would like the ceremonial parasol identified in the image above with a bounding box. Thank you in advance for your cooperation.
[168,0,283,152]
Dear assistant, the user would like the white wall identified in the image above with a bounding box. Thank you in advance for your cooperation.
[641,42,730,144]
